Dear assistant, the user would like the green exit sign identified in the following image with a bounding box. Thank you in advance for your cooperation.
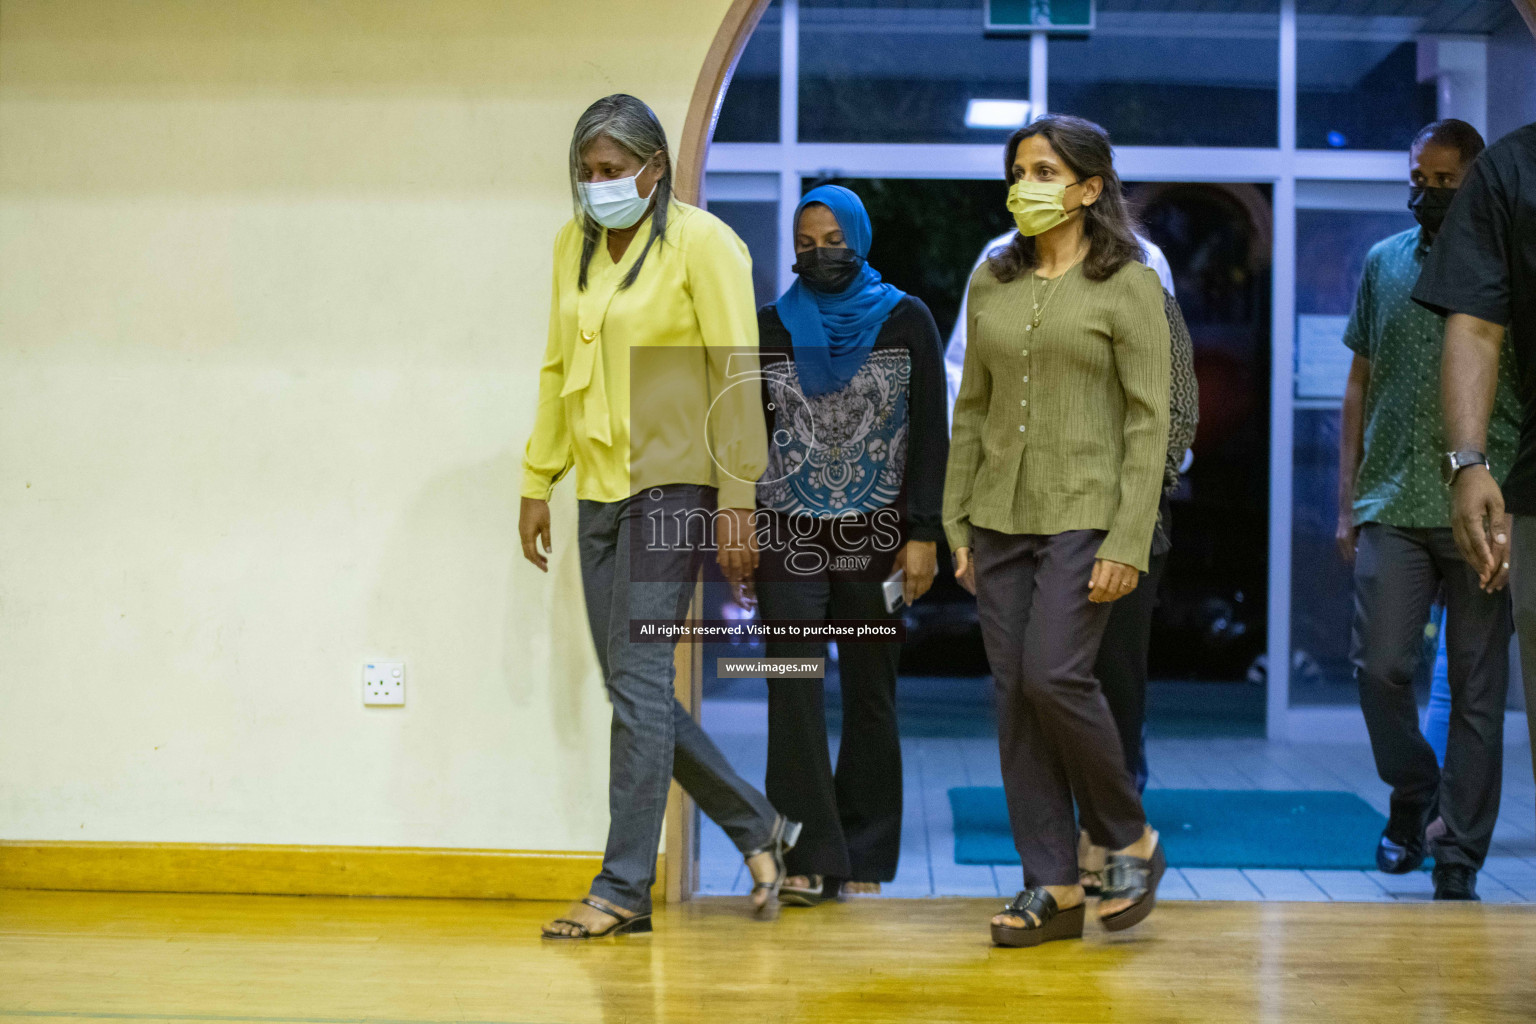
[986,0,1095,33]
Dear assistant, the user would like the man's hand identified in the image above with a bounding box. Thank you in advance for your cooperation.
[1336,513,1360,563]
[953,546,976,595]
[715,507,760,584]
[1488,513,1513,591]
[894,541,938,605]
[519,497,552,572]
[1450,467,1506,590]
[1089,559,1140,604]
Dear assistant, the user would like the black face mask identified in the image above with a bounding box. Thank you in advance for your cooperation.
[1408,185,1457,235]
[793,246,865,293]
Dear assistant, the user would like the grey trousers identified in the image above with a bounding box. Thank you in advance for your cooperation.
[578,484,777,915]
[1351,523,1510,870]
[972,527,1148,887]
[1506,517,1536,784]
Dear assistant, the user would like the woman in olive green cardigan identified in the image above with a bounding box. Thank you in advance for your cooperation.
[944,115,1171,948]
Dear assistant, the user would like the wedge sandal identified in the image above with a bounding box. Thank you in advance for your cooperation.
[541,897,653,940]
[1099,840,1166,933]
[779,874,837,907]
[990,888,1086,948]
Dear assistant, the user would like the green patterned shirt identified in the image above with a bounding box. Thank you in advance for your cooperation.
[1344,226,1521,529]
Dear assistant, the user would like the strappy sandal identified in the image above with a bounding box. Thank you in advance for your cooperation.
[541,897,653,940]
[990,888,1086,948]
[1099,838,1166,933]
[779,874,836,907]
[745,814,803,917]
[1078,831,1104,895]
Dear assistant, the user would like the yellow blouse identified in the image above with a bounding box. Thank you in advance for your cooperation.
[521,202,767,508]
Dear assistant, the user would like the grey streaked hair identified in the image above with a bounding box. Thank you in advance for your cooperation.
[569,94,674,291]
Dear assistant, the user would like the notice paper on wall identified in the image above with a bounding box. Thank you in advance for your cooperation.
[1295,314,1353,400]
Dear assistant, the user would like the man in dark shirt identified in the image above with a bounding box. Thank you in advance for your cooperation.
[1413,121,1536,849]
[1343,120,1516,902]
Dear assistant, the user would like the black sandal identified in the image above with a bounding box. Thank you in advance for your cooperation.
[1099,839,1166,933]
[779,874,837,907]
[1079,869,1103,897]
[541,897,653,940]
[990,888,1086,948]
[745,814,802,916]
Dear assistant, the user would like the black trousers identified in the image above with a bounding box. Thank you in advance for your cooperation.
[973,527,1147,887]
[1506,517,1536,786]
[1095,549,1168,794]
[1351,523,1510,870]
[757,523,903,884]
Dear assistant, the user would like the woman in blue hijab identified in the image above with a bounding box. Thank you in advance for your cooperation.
[750,184,949,906]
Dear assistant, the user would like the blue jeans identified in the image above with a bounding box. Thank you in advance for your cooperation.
[578,484,778,915]
[1421,604,1452,767]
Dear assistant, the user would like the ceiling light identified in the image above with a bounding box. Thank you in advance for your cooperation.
[965,99,1032,130]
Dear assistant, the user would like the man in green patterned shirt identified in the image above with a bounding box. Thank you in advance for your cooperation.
[1337,119,1520,901]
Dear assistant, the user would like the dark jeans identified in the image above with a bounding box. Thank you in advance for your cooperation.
[1351,523,1510,870]
[1505,517,1536,786]
[757,516,902,884]
[578,484,778,915]
[1096,549,1169,794]
[972,527,1147,887]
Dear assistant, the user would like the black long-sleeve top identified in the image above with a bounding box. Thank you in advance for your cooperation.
[755,295,949,542]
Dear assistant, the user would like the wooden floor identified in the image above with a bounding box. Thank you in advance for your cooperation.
[699,696,1536,902]
[3,888,1535,1024]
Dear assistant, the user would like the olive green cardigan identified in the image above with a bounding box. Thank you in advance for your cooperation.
[942,258,1171,572]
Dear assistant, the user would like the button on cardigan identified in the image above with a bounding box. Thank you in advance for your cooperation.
[943,258,1171,573]
[521,202,768,508]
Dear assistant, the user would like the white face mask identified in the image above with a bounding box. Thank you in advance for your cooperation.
[579,167,656,230]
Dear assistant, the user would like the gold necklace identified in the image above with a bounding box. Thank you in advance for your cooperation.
[1026,245,1088,332]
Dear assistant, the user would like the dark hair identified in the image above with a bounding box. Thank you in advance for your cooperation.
[1410,118,1485,168]
[570,94,674,291]
[985,114,1144,284]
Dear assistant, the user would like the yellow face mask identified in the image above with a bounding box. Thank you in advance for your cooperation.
[1007,179,1077,237]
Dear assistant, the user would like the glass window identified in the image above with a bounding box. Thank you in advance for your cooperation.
[1047,1,1279,148]
[1297,2,1516,151]
[820,177,1013,338]
[1297,14,1429,151]
[707,200,780,308]
[716,0,782,144]
[798,1,1032,144]
[1289,206,1415,706]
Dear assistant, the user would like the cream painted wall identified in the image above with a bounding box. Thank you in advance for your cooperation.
[0,0,734,849]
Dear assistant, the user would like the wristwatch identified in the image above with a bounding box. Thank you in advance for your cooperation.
[1441,450,1489,485]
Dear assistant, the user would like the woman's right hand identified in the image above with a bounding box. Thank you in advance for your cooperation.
[520,497,553,572]
[953,547,976,595]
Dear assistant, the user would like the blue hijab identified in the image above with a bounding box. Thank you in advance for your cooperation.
[775,185,906,397]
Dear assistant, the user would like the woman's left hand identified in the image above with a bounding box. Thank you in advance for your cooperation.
[729,580,757,612]
[1088,558,1140,604]
[894,541,937,605]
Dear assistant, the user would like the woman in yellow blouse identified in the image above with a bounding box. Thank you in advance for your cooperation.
[944,115,1171,948]
[520,94,799,940]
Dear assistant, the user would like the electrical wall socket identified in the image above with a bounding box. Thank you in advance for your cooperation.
[363,661,405,705]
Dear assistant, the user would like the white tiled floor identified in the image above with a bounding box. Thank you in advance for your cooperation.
[696,696,1536,903]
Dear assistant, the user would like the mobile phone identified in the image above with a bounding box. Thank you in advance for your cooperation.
[882,569,906,613]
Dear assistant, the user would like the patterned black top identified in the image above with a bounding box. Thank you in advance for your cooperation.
[756,296,949,542]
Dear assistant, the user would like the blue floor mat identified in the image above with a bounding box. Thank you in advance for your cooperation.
[949,787,1390,870]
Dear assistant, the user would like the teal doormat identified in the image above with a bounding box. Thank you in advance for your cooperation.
[949,787,1390,870]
